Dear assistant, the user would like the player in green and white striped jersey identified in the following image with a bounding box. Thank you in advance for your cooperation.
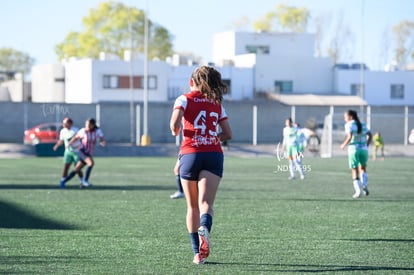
[340,110,372,198]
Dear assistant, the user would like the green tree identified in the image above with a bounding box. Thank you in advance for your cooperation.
[392,20,414,68]
[276,4,309,32]
[0,48,35,75]
[253,4,309,33]
[253,11,276,32]
[55,1,173,61]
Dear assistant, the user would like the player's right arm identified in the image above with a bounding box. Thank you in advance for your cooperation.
[340,122,353,149]
[68,128,84,148]
[53,129,65,151]
[53,140,64,151]
[170,108,183,136]
[170,95,186,136]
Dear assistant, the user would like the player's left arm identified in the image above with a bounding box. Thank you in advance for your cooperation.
[99,136,106,147]
[218,119,232,142]
[98,129,106,147]
[366,131,372,147]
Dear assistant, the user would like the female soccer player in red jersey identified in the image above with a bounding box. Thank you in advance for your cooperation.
[170,66,232,264]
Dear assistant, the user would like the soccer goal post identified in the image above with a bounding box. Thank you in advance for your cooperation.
[319,106,345,158]
[320,113,333,158]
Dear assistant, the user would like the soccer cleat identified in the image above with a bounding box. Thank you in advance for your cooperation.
[288,176,295,180]
[362,188,369,196]
[170,191,184,199]
[300,175,305,180]
[60,179,66,189]
[352,192,361,199]
[80,179,90,188]
[193,253,205,264]
[198,226,210,259]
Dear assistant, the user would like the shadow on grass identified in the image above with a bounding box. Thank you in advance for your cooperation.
[278,198,414,203]
[340,238,414,243]
[0,200,79,230]
[219,195,414,203]
[0,184,174,191]
[205,262,414,272]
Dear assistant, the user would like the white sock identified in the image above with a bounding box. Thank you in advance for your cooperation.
[295,159,304,177]
[289,160,295,178]
[353,179,361,194]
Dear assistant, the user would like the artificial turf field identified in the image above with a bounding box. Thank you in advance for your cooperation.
[0,156,413,274]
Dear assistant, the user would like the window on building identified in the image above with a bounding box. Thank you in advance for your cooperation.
[103,75,157,90]
[246,45,270,55]
[103,75,119,89]
[148,76,157,89]
[118,76,142,89]
[222,79,231,95]
[350,84,365,96]
[274,81,293,93]
[390,84,404,99]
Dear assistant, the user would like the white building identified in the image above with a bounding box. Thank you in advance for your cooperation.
[29,30,414,105]
[30,48,255,103]
[334,69,414,106]
[213,31,333,94]
[63,58,170,103]
[31,64,65,102]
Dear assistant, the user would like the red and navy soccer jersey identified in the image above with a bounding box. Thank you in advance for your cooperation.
[174,90,228,154]
[76,128,104,156]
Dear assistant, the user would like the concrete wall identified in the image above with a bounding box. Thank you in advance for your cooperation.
[1,102,413,144]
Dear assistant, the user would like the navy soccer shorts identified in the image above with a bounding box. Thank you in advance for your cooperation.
[179,152,224,181]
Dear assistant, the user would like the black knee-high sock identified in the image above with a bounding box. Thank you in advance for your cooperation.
[85,166,93,181]
[176,175,183,193]
[64,171,77,183]
[190,232,199,254]
[78,170,83,180]
[200,213,213,232]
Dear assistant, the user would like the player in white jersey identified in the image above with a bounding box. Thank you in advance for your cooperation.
[282,118,305,180]
[53,117,83,188]
[340,110,372,198]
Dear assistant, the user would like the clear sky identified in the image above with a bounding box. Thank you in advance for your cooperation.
[1,0,413,70]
